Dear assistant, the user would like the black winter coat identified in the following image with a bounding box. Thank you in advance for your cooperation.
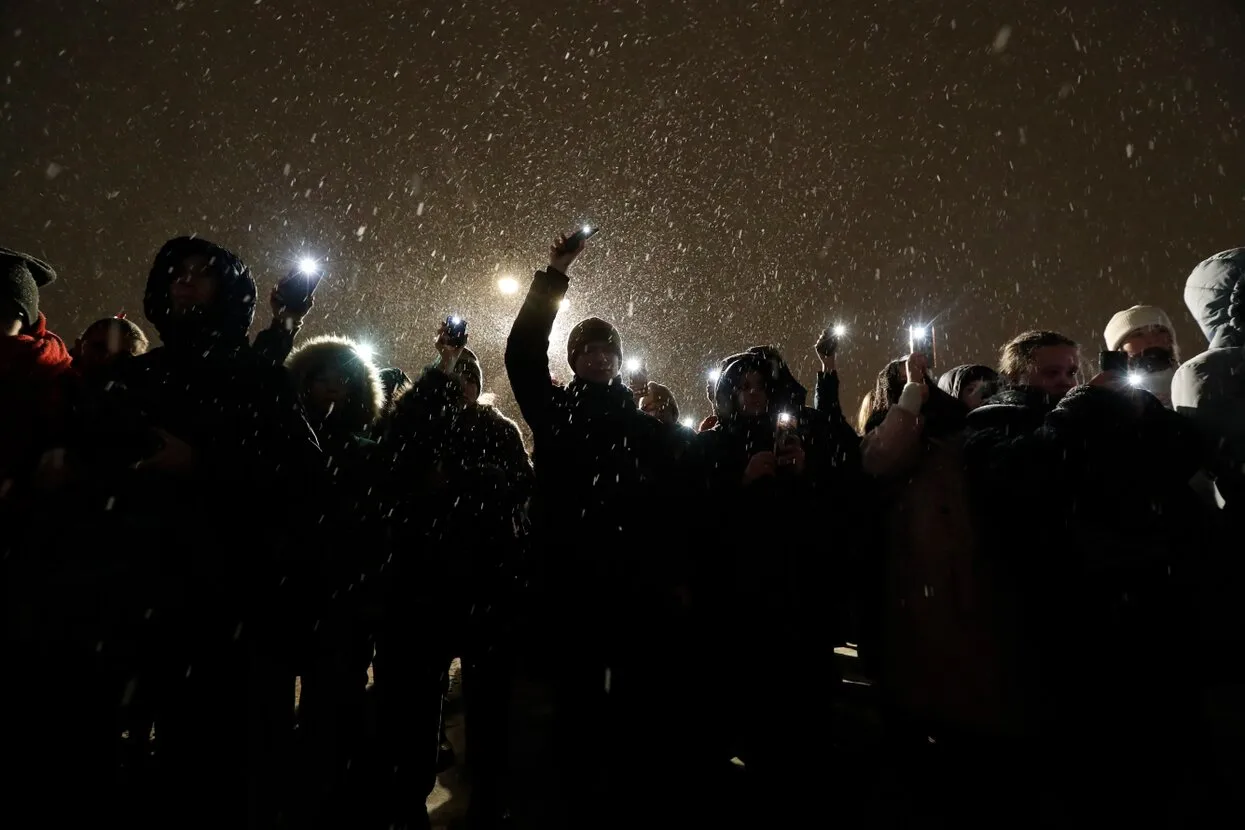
[505,268,677,603]
[963,383,1206,736]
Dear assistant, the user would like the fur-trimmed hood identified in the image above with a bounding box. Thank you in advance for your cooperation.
[285,334,385,433]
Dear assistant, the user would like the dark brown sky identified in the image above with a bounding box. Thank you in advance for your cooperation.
[3,0,1243,422]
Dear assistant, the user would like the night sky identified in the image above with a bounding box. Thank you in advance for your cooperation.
[3,0,1244,424]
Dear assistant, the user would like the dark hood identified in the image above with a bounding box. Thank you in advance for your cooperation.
[144,236,256,346]
[968,385,1059,433]
[713,346,807,426]
[980,385,1059,412]
[938,364,998,402]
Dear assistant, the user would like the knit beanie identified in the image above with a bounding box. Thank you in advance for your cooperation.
[0,247,57,327]
[566,316,623,371]
[455,346,483,390]
[1104,305,1177,352]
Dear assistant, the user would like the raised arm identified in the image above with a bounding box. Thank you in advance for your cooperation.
[504,233,585,431]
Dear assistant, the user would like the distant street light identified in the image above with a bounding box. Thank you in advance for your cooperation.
[497,276,519,295]
[625,357,642,373]
[355,342,376,363]
[559,298,569,310]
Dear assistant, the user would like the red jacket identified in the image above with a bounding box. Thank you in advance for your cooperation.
[0,313,74,482]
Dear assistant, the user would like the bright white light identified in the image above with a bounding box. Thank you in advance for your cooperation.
[497,276,519,295]
[777,412,794,425]
[582,225,592,234]
[910,326,927,340]
[355,343,376,363]
[625,357,642,372]
[559,298,569,310]
[298,257,319,275]
[450,316,462,325]
[1128,372,1144,387]
[708,368,721,383]
[681,417,694,429]
[833,324,847,337]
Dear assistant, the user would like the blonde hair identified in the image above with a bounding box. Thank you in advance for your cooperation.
[856,390,874,433]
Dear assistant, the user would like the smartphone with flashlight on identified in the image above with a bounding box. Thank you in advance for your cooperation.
[275,257,325,309]
[1099,350,1130,375]
[443,315,468,348]
[908,325,935,366]
[557,224,600,254]
[819,324,848,359]
[775,411,799,455]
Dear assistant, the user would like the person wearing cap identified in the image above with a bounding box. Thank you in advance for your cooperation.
[503,230,681,821]
[0,247,74,482]
[1104,304,1181,406]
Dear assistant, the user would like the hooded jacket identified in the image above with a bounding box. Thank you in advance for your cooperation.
[682,348,862,736]
[1172,248,1245,508]
[144,236,256,349]
[285,335,385,438]
[938,364,998,404]
[1183,248,1244,351]
[101,238,319,577]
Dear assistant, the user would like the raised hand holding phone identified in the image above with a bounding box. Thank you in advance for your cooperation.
[549,224,598,274]
[271,258,323,329]
[275,259,324,311]
[906,351,931,403]
[436,317,468,373]
[774,412,806,473]
[816,323,846,371]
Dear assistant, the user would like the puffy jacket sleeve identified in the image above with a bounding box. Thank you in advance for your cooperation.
[495,415,535,504]
[252,321,300,369]
[383,367,462,486]
[860,383,925,478]
[813,370,842,417]
[504,268,569,432]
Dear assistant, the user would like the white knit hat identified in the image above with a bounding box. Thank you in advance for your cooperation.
[1104,305,1177,351]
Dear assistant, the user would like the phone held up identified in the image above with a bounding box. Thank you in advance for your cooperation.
[275,259,325,309]
[443,315,468,348]
[558,224,600,254]
[908,325,935,366]
[775,411,799,454]
[1099,350,1130,375]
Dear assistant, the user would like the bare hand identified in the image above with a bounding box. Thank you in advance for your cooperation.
[1088,371,1147,413]
[270,283,314,328]
[742,451,779,485]
[776,438,806,474]
[629,367,650,397]
[435,322,466,373]
[549,233,586,274]
[135,429,196,475]
[905,351,929,385]
[1088,371,1128,391]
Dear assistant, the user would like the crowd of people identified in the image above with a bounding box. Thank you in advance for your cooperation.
[2,232,1243,829]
